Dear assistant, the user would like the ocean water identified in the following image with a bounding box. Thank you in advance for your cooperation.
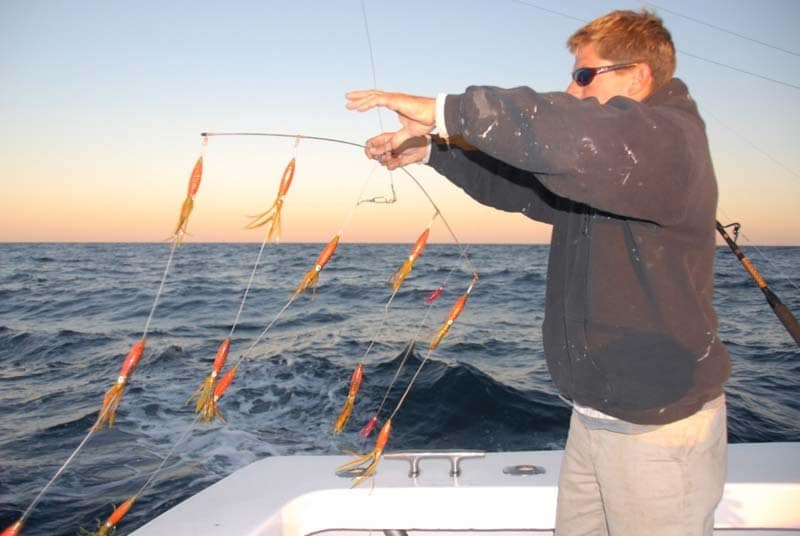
[0,242,798,535]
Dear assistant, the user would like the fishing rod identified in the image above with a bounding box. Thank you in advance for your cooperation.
[716,220,800,346]
[200,132,477,273]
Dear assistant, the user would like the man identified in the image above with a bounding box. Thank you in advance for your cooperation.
[346,9,730,536]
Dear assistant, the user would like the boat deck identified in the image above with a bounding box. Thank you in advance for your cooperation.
[132,442,800,536]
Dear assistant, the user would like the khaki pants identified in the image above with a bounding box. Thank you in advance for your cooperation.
[555,398,727,536]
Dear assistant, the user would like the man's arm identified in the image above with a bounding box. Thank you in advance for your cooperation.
[345,90,557,224]
[428,136,558,225]
[347,86,700,226]
[441,86,696,225]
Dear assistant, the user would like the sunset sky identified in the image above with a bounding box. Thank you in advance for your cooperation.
[1,0,798,244]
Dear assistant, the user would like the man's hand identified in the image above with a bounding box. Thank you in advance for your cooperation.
[346,90,436,164]
[366,134,429,170]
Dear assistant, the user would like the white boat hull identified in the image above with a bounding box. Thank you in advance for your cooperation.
[132,442,800,535]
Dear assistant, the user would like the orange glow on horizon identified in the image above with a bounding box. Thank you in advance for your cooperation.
[0,139,796,245]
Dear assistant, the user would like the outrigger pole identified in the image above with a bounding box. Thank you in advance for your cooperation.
[716,221,800,346]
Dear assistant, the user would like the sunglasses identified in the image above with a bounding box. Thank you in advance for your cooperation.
[571,62,639,87]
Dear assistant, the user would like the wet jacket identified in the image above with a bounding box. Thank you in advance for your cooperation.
[428,79,730,424]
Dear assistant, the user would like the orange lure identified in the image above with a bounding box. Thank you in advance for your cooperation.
[338,419,392,487]
[0,520,23,536]
[292,234,340,299]
[172,156,203,244]
[245,157,296,242]
[429,274,477,350]
[188,337,232,422]
[79,496,136,536]
[389,227,430,292]
[333,362,364,433]
[204,366,238,423]
[92,339,145,431]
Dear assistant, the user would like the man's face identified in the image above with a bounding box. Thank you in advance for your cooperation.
[566,44,639,103]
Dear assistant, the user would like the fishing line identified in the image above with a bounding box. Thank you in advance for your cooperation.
[232,295,296,368]
[198,134,481,401]
[342,162,384,228]
[218,155,373,367]
[715,220,800,345]
[7,140,209,535]
[201,132,478,274]
[370,245,472,423]
[645,1,800,58]
[358,211,440,365]
[142,241,178,339]
[228,238,271,338]
[361,0,384,132]
[15,122,479,532]
[17,427,95,526]
[193,132,408,381]
[199,131,480,487]
[338,266,479,486]
[510,0,584,23]
[145,136,208,338]
[228,167,403,369]
[358,0,397,206]
[678,49,800,91]
[510,0,800,91]
[704,106,800,182]
[74,150,312,527]
[332,1,480,441]
[228,137,302,338]
[347,212,446,439]
[83,136,306,530]
[701,105,800,295]
[135,415,202,497]
[698,108,800,342]
[20,380,145,526]
[186,136,305,423]
[73,414,204,535]
[144,138,208,337]
[718,207,800,295]
[387,272,478,422]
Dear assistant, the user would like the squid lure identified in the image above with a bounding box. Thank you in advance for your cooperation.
[292,234,341,299]
[188,337,232,422]
[245,154,297,242]
[172,157,203,245]
[92,339,145,431]
[333,362,365,433]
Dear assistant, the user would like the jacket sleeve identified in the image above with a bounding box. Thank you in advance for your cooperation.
[442,86,696,225]
[427,136,558,225]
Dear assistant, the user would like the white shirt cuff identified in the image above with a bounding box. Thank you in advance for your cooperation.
[435,93,449,138]
[422,135,432,164]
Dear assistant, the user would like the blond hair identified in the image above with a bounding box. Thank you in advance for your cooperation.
[567,10,676,89]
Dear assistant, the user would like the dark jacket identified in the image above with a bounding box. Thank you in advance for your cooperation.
[429,79,730,424]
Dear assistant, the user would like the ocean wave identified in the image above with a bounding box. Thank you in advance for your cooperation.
[1,243,798,536]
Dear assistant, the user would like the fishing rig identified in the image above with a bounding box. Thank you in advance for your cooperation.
[5,130,798,536]
[1,130,480,536]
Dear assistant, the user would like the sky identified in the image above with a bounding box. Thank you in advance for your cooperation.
[1,0,798,245]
